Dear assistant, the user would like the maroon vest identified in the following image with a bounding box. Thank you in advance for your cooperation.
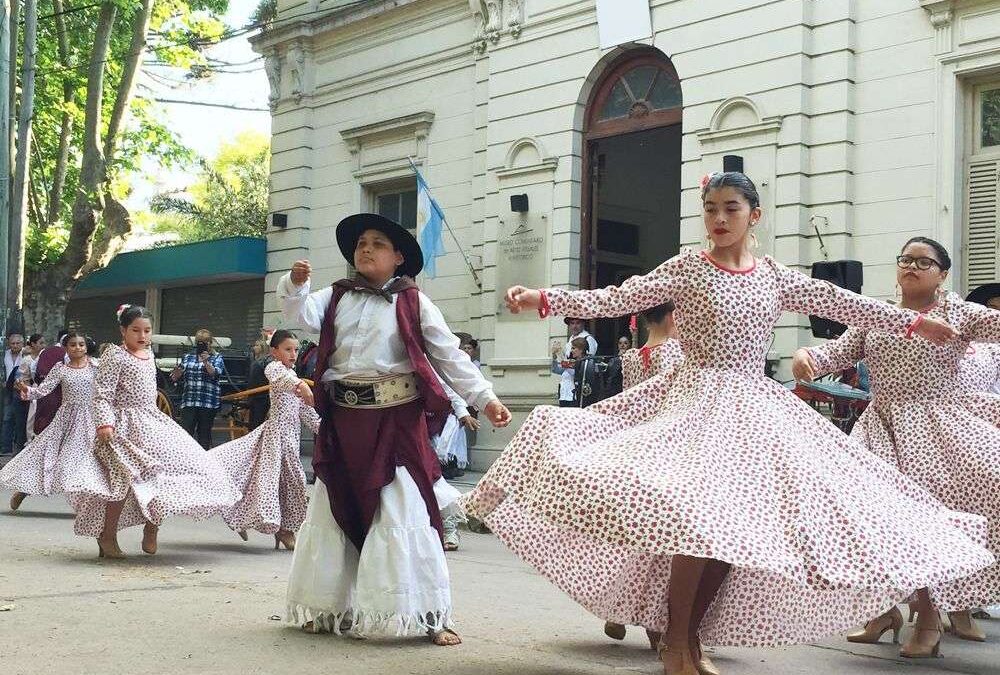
[311,277,452,551]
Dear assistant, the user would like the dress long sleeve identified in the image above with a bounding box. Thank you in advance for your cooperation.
[807,328,868,378]
[277,272,334,333]
[299,400,321,434]
[953,297,1000,342]
[93,352,124,428]
[770,258,918,334]
[545,255,684,320]
[418,293,496,411]
[24,363,65,401]
[265,360,301,393]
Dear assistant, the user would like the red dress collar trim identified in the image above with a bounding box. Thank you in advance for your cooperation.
[700,250,757,275]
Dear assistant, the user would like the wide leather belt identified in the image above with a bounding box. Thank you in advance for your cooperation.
[332,373,420,409]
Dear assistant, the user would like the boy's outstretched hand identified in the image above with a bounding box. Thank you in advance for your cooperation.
[290,260,312,286]
[484,400,512,428]
[505,286,542,314]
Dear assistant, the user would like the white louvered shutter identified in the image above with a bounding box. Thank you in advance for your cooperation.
[966,159,1000,286]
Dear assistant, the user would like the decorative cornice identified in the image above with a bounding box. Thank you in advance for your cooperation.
[921,0,956,53]
[470,0,524,54]
[339,111,436,154]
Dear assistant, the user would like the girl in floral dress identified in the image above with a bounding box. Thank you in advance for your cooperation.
[603,300,684,646]
[71,305,240,559]
[794,237,1000,657]
[462,172,993,675]
[210,330,319,550]
[621,301,683,390]
[1,333,105,511]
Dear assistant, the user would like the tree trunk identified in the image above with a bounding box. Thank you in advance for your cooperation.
[47,0,73,225]
[22,1,116,330]
[22,266,71,337]
[8,0,37,310]
[104,0,152,161]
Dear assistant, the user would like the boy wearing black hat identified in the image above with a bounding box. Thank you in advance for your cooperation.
[278,214,511,646]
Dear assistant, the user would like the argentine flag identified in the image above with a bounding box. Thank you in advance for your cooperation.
[415,167,447,279]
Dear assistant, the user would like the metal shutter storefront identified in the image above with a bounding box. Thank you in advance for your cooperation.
[160,279,264,351]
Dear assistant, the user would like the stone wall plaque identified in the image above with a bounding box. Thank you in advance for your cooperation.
[496,214,548,321]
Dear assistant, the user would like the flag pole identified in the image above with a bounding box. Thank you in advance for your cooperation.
[409,158,482,288]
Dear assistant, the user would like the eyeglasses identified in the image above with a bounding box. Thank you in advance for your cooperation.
[896,255,940,271]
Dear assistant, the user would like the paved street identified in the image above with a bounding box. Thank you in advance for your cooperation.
[1,488,997,675]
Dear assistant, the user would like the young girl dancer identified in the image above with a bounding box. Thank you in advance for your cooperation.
[210,329,319,550]
[20,333,45,442]
[794,237,1000,656]
[462,172,993,675]
[621,301,682,390]
[1,333,104,511]
[70,305,240,559]
[602,301,684,647]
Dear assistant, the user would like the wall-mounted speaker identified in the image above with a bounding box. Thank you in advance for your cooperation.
[272,213,288,228]
[510,194,529,213]
[723,155,744,173]
[809,260,863,339]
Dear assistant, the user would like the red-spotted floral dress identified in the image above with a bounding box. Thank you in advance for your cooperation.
[461,250,993,647]
[808,292,1000,612]
[69,344,241,537]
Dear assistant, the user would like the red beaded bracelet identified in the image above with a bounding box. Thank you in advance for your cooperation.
[537,290,551,319]
[905,313,924,339]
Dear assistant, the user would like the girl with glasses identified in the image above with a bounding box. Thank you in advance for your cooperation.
[794,236,1000,657]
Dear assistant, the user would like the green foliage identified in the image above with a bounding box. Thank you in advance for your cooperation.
[25,0,233,273]
[250,0,276,26]
[148,130,269,244]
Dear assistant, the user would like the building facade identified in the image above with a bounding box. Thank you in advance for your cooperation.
[252,0,1000,467]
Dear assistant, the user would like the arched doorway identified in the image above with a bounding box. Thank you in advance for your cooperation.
[581,48,682,355]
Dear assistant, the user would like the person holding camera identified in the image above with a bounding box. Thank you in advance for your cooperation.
[171,328,225,449]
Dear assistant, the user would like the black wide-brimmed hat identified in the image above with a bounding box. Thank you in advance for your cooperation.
[336,213,423,278]
[966,283,1000,306]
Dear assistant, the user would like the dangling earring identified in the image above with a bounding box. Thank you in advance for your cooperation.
[749,229,760,250]
[935,285,944,303]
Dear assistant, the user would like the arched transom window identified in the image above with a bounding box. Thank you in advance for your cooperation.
[587,52,682,140]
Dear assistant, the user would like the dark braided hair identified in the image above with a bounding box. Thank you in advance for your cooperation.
[269,329,297,348]
[902,236,952,271]
[643,300,676,324]
[701,171,761,209]
[117,305,153,327]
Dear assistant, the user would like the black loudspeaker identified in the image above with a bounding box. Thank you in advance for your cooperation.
[808,260,863,339]
[510,194,529,213]
[272,213,288,228]
[723,154,744,173]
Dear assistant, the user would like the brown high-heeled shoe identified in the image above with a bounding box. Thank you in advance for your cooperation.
[846,606,904,644]
[907,600,918,623]
[142,523,158,555]
[899,615,943,658]
[237,530,249,542]
[97,537,126,559]
[603,621,626,640]
[645,628,662,651]
[658,643,700,675]
[691,640,720,675]
[274,530,296,550]
[9,492,26,511]
[947,610,986,642]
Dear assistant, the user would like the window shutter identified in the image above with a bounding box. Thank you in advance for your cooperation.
[966,159,1000,286]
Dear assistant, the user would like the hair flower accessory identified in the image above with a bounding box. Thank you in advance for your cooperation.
[115,304,132,321]
[700,172,718,189]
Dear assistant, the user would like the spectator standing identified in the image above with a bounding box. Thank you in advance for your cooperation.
[557,318,598,407]
[171,328,225,449]
[33,330,69,436]
[20,334,46,442]
[1,334,26,455]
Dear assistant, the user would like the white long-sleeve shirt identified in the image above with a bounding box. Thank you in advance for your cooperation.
[559,330,598,401]
[277,272,496,411]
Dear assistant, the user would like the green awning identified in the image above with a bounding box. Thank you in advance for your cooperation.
[74,236,266,296]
